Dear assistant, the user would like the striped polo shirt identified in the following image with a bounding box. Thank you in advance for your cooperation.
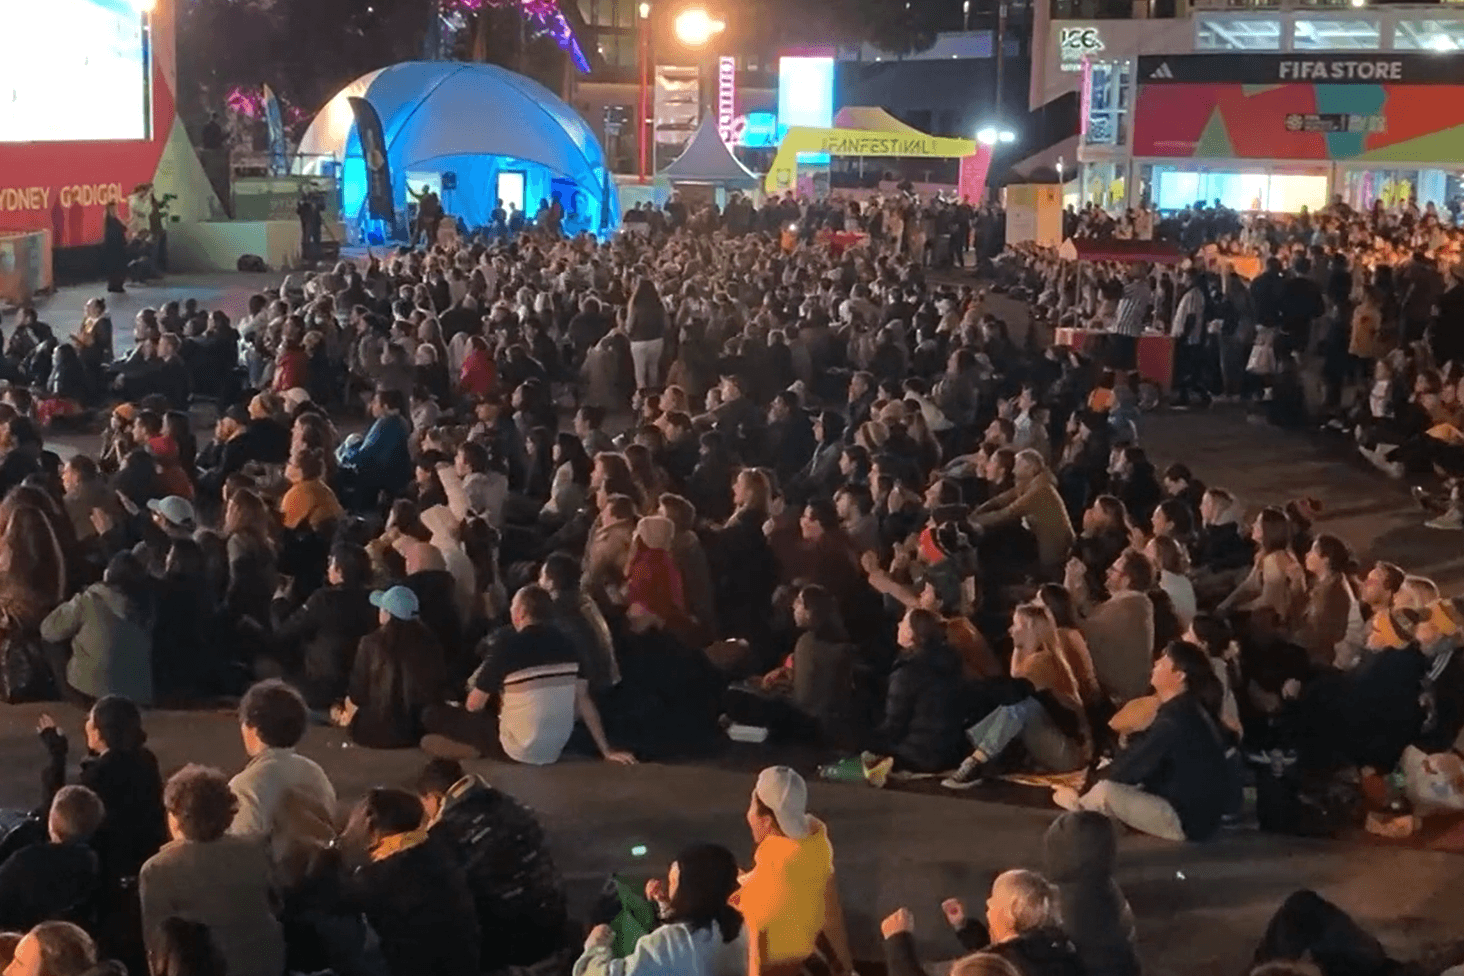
[473,624,583,765]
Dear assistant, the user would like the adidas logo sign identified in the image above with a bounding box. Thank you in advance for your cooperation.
[1150,62,1174,79]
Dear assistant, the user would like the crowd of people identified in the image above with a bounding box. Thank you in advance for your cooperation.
[0,187,1458,975]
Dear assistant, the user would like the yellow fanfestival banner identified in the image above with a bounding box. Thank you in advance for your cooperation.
[764,125,978,194]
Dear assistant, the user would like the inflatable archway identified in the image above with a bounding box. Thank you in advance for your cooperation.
[764,125,978,195]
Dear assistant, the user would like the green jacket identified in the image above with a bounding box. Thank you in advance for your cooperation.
[40,583,153,705]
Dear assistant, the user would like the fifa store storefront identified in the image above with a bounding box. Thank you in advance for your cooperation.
[1076,49,1464,214]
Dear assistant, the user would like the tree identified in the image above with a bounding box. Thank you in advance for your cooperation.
[725,0,947,60]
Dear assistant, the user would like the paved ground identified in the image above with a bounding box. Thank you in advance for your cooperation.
[9,273,1464,975]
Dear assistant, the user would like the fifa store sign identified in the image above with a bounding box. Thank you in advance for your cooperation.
[1278,59,1402,81]
[1059,26,1105,70]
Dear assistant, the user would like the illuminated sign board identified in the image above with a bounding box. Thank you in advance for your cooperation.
[717,56,737,144]
[777,55,835,160]
[1058,25,1106,71]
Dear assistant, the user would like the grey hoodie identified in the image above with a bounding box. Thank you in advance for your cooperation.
[1043,811,1141,976]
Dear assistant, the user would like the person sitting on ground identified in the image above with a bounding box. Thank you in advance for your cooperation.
[337,388,413,509]
[1218,507,1306,628]
[1067,550,1156,706]
[332,585,447,749]
[1054,640,1234,841]
[882,869,1082,976]
[420,585,636,765]
[867,607,967,774]
[226,680,337,863]
[0,785,104,931]
[36,698,167,954]
[278,448,342,533]
[341,788,480,976]
[269,543,378,708]
[1147,534,1196,629]
[731,767,852,976]
[415,759,569,970]
[969,449,1074,578]
[1190,488,1255,600]
[40,551,155,706]
[1364,572,1435,652]
[538,552,620,696]
[1297,534,1365,670]
[6,920,113,976]
[576,843,747,976]
[140,765,284,976]
[943,602,1091,788]
[1071,495,1131,597]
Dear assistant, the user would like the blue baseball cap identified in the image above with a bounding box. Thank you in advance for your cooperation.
[369,585,419,621]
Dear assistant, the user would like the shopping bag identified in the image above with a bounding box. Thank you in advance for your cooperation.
[608,876,656,959]
[1401,745,1464,814]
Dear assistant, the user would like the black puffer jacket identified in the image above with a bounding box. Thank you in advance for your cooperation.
[1044,812,1140,976]
[873,641,967,773]
[349,834,480,976]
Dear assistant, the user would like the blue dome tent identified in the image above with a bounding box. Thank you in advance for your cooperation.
[296,61,617,237]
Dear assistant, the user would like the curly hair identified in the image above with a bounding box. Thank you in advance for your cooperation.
[163,765,238,843]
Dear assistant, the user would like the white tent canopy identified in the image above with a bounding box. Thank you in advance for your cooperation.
[658,117,760,186]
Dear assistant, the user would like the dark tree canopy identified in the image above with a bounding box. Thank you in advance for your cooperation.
[175,0,946,134]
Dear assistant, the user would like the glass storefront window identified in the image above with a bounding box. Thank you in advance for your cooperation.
[1341,168,1463,210]
[1150,166,1327,213]
[1293,18,1380,50]
[1393,20,1464,52]
[1195,16,1281,50]
[1083,60,1131,147]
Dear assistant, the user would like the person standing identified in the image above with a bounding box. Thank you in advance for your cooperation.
[103,204,128,295]
[626,277,668,395]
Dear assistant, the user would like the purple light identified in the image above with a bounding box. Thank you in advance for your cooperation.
[225,86,264,119]
[441,0,589,72]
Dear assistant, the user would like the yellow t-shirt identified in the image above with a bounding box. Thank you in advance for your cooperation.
[732,817,834,967]
[280,478,344,531]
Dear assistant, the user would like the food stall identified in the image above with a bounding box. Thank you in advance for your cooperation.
[1054,237,1185,390]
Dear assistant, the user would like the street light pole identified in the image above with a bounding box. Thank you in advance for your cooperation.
[637,2,650,183]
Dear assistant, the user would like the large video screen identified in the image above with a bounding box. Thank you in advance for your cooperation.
[0,0,149,143]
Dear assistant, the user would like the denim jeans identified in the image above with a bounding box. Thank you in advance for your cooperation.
[966,698,1085,771]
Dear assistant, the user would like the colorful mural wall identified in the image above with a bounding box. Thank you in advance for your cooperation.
[1133,82,1464,162]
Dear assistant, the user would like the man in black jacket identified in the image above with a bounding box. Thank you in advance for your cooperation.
[882,869,1084,976]
[0,786,103,931]
[415,759,568,970]
[269,543,378,708]
[196,401,290,500]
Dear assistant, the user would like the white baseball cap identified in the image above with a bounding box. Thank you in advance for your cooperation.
[754,766,811,840]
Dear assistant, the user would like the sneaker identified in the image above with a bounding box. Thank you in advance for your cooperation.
[941,755,986,790]
[1382,460,1406,480]
[863,755,895,789]
[1426,508,1464,530]
[419,734,481,761]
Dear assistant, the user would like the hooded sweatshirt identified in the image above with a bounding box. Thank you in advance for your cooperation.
[1043,812,1140,976]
